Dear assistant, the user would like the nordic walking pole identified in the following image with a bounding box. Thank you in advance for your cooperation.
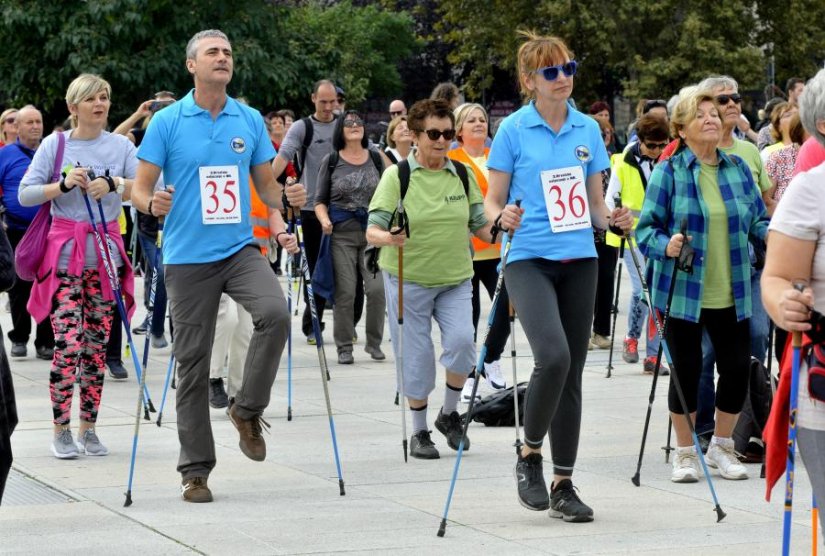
[93,192,156,417]
[78,185,148,507]
[627,217,726,522]
[438,199,520,538]
[155,354,175,427]
[286,207,296,422]
[140,194,167,407]
[606,235,625,378]
[782,280,807,556]
[392,198,410,462]
[296,212,345,496]
[509,302,522,453]
[663,417,674,463]
[814,495,819,556]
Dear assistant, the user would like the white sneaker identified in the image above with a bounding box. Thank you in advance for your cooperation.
[706,439,748,480]
[671,446,700,483]
[484,359,506,390]
[461,378,481,403]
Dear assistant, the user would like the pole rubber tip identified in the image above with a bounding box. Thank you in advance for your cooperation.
[437,519,447,537]
[403,440,408,463]
[287,408,293,422]
[149,401,157,412]
[631,474,640,487]
[339,480,346,496]
[715,506,726,522]
[155,417,162,427]
[143,410,150,421]
[124,492,132,507]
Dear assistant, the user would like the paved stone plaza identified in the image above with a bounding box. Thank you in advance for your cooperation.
[0,272,818,555]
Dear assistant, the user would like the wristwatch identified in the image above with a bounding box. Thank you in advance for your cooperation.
[116,177,126,195]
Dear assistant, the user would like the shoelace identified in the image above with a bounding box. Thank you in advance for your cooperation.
[713,443,739,467]
[84,429,100,443]
[250,415,271,439]
[675,451,698,468]
[57,429,73,445]
[554,483,586,507]
[417,431,435,447]
[523,455,544,484]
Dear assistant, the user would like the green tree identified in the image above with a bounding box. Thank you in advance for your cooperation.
[0,0,415,125]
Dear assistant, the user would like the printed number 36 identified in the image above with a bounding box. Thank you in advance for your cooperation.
[548,181,585,221]
[205,180,237,214]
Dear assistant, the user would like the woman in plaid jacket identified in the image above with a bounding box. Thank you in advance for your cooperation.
[636,88,769,484]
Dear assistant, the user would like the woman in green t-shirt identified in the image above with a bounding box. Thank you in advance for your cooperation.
[636,89,769,485]
[366,99,498,460]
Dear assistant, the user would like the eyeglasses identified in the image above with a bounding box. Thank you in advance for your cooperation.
[716,93,742,106]
[644,141,669,150]
[3,118,15,124]
[535,60,577,82]
[421,128,456,141]
[343,118,364,128]
[390,111,404,117]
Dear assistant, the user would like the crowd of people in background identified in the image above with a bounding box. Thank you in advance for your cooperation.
[0,27,823,538]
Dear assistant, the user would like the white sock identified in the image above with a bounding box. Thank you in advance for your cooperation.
[411,405,428,434]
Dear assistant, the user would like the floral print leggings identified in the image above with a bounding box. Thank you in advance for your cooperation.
[50,269,114,425]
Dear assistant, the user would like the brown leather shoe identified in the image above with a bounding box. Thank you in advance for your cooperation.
[228,404,270,461]
[181,476,213,503]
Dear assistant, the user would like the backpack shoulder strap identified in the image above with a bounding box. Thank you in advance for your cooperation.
[452,160,470,197]
[398,159,411,200]
[295,117,314,177]
[327,151,339,176]
[368,149,383,175]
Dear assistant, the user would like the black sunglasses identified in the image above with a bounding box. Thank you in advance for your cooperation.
[536,60,578,82]
[716,93,742,105]
[644,141,668,150]
[390,111,404,117]
[343,118,364,128]
[421,128,456,141]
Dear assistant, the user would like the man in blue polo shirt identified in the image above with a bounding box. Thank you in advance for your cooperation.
[0,105,54,360]
[132,29,306,504]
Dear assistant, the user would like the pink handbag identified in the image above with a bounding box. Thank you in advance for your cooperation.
[14,132,64,281]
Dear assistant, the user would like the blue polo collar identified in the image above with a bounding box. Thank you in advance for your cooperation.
[180,89,241,118]
[522,100,587,135]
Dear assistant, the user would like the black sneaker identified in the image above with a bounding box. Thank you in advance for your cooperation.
[10,342,26,358]
[132,316,149,335]
[515,452,550,511]
[410,430,439,459]
[209,378,229,409]
[434,409,469,451]
[549,479,594,522]
[107,360,128,380]
[35,345,54,360]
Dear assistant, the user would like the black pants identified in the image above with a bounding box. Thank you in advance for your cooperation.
[299,211,328,337]
[593,241,618,337]
[0,325,17,505]
[666,307,751,414]
[6,228,54,349]
[507,258,596,476]
[470,258,510,364]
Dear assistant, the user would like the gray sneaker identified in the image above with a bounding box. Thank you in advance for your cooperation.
[76,429,109,456]
[151,334,168,349]
[51,429,79,459]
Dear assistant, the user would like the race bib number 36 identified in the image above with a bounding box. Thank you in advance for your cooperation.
[199,166,241,225]
[541,165,591,233]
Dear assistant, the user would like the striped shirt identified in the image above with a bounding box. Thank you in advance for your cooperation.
[636,147,769,323]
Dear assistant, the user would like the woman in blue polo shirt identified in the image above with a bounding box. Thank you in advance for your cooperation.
[486,32,631,522]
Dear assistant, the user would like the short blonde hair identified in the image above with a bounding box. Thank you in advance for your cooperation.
[453,103,488,144]
[386,115,408,149]
[517,31,574,101]
[0,108,18,143]
[65,74,111,127]
[770,102,793,142]
[670,89,719,139]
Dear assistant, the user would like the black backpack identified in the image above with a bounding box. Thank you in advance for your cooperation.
[366,158,470,277]
[461,382,526,427]
[326,149,383,177]
[293,115,338,179]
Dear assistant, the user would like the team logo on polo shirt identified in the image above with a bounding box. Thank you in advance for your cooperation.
[575,145,591,163]
[230,137,246,154]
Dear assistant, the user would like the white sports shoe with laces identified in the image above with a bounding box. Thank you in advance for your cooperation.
[671,446,700,483]
[706,438,748,480]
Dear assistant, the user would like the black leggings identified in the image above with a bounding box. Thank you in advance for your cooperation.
[593,241,618,336]
[471,258,510,365]
[506,258,596,477]
[665,307,750,414]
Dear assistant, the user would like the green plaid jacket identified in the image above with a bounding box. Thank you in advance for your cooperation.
[636,147,769,324]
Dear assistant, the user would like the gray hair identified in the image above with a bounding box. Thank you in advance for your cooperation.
[697,75,739,93]
[799,69,825,148]
[186,29,229,61]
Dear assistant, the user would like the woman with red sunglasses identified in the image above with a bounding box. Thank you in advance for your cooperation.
[486,32,631,522]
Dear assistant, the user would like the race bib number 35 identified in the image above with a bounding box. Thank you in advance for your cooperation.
[541,166,591,233]
[199,166,241,225]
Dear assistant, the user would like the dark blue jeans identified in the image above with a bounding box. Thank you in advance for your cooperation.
[138,232,167,337]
